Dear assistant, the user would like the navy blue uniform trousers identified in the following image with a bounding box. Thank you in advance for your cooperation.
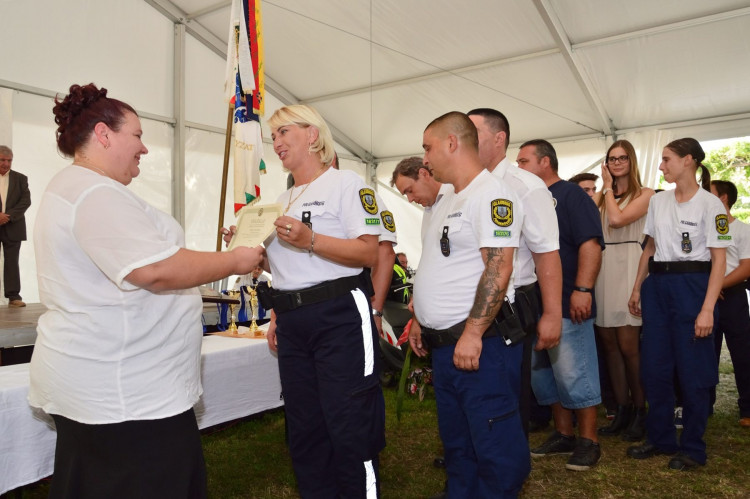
[641,272,718,464]
[276,288,385,498]
[712,283,750,418]
[432,336,530,498]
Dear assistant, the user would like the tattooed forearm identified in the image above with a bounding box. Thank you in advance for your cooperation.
[468,247,509,324]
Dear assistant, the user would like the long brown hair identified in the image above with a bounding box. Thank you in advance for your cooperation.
[598,140,644,219]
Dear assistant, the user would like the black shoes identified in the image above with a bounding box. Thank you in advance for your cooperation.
[565,438,601,471]
[621,407,647,442]
[530,431,577,458]
[598,404,631,436]
[626,442,676,460]
[668,453,704,471]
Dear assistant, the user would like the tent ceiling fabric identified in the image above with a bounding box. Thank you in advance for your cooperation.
[161,0,750,162]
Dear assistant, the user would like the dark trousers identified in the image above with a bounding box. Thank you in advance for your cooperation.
[432,336,530,498]
[50,409,206,499]
[276,289,385,499]
[711,283,750,417]
[0,233,21,300]
[641,272,718,464]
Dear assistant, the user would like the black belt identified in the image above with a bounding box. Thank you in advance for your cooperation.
[420,298,523,349]
[268,274,363,314]
[604,240,641,246]
[648,258,711,274]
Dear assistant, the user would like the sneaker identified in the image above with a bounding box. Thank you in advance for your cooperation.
[674,407,683,429]
[565,438,601,471]
[530,431,577,458]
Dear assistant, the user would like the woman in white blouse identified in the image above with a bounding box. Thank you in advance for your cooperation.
[29,83,264,498]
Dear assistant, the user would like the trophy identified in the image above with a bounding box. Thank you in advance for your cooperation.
[244,285,263,337]
[226,289,241,335]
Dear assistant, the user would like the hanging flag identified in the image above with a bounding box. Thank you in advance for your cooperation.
[226,0,265,213]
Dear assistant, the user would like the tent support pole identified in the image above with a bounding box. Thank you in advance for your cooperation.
[217,106,233,252]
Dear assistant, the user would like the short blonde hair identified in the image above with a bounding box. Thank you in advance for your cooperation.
[267,104,335,166]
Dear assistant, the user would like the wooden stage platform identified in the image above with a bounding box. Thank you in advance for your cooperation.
[0,303,44,348]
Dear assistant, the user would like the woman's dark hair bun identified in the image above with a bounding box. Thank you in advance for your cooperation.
[53,83,135,157]
[53,83,107,129]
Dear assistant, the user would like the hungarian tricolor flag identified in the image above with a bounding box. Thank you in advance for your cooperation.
[225,0,265,213]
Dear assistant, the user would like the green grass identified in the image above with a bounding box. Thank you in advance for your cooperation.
[11,349,750,498]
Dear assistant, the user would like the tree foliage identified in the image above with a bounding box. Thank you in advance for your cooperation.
[703,141,750,222]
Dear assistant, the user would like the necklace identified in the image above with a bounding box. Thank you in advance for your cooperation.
[284,166,327,214]
[73,160,109,178]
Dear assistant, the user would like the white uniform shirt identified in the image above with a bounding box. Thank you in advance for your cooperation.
[491,157,559,287]
[644,188,731,262]
[29,165,202,423]
[267,168,381,290]
[374,190,397,245]
[725,219,750,275]
[414,170,522,329]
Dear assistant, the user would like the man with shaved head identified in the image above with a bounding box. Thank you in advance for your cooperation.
[409,112,529,497]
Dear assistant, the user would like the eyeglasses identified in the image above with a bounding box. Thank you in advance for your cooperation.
[607,155,629,164]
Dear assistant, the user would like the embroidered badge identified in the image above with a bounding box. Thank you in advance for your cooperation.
[491,199,513,227]
[715,214,729,235]
[359,188,378,214]
[381,210,396,232]
[365,218,380,225]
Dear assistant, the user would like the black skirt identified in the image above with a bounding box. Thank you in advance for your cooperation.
[49,409,207,499]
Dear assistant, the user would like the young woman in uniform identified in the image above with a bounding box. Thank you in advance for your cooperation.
[626,138,729,470]
[594,140,654,440]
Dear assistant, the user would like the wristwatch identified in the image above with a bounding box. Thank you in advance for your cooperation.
[372,309,383,317]
[601,188,611,196]
[573,286,593,293]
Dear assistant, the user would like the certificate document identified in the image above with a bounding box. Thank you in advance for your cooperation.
[228,203,282,250]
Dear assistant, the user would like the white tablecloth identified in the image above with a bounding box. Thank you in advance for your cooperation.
[0,333,282,495]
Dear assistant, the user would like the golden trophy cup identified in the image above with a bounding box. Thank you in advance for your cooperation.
[226,289,241,335]
[244,285,263,337]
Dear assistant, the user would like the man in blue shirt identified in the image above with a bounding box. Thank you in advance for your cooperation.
[518,139,605,471]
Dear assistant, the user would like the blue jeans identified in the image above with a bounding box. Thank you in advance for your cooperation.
[531,318,601,409]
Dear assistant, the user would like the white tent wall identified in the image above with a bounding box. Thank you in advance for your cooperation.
[2,0,750,303]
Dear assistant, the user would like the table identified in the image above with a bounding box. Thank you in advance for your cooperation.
[0,332,282,495]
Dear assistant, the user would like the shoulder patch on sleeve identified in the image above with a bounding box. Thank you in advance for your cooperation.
[359,188,378,214]
[381,210,396,232]
[716,214,729,235]
[491,199,513,227]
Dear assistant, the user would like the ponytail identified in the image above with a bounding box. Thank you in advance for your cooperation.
[698,163,711,191]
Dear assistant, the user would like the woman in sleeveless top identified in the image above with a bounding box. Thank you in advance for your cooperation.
[594,140,654,440]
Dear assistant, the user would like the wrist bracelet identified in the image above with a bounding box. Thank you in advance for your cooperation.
[574,286,593,293]
[372,309,383,317]
[309,231,315,254]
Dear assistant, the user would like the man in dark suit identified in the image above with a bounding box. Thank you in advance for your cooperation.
[0,146,31,307]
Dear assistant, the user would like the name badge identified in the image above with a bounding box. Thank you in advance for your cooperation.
[681,232,692,254]
[440,226,450,257]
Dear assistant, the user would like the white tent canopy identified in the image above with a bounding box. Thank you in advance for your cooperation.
[1,0,749,303]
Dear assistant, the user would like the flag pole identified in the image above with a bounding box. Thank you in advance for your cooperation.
[216,105,234,252]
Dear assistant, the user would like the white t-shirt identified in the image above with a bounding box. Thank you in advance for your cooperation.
[414,169,522,329]
[267,168,381,290]
[644,188,731,262]
[725,219,750,275]
[374,190,397,245]
[29,165,202,423]
[491,157,559,287]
